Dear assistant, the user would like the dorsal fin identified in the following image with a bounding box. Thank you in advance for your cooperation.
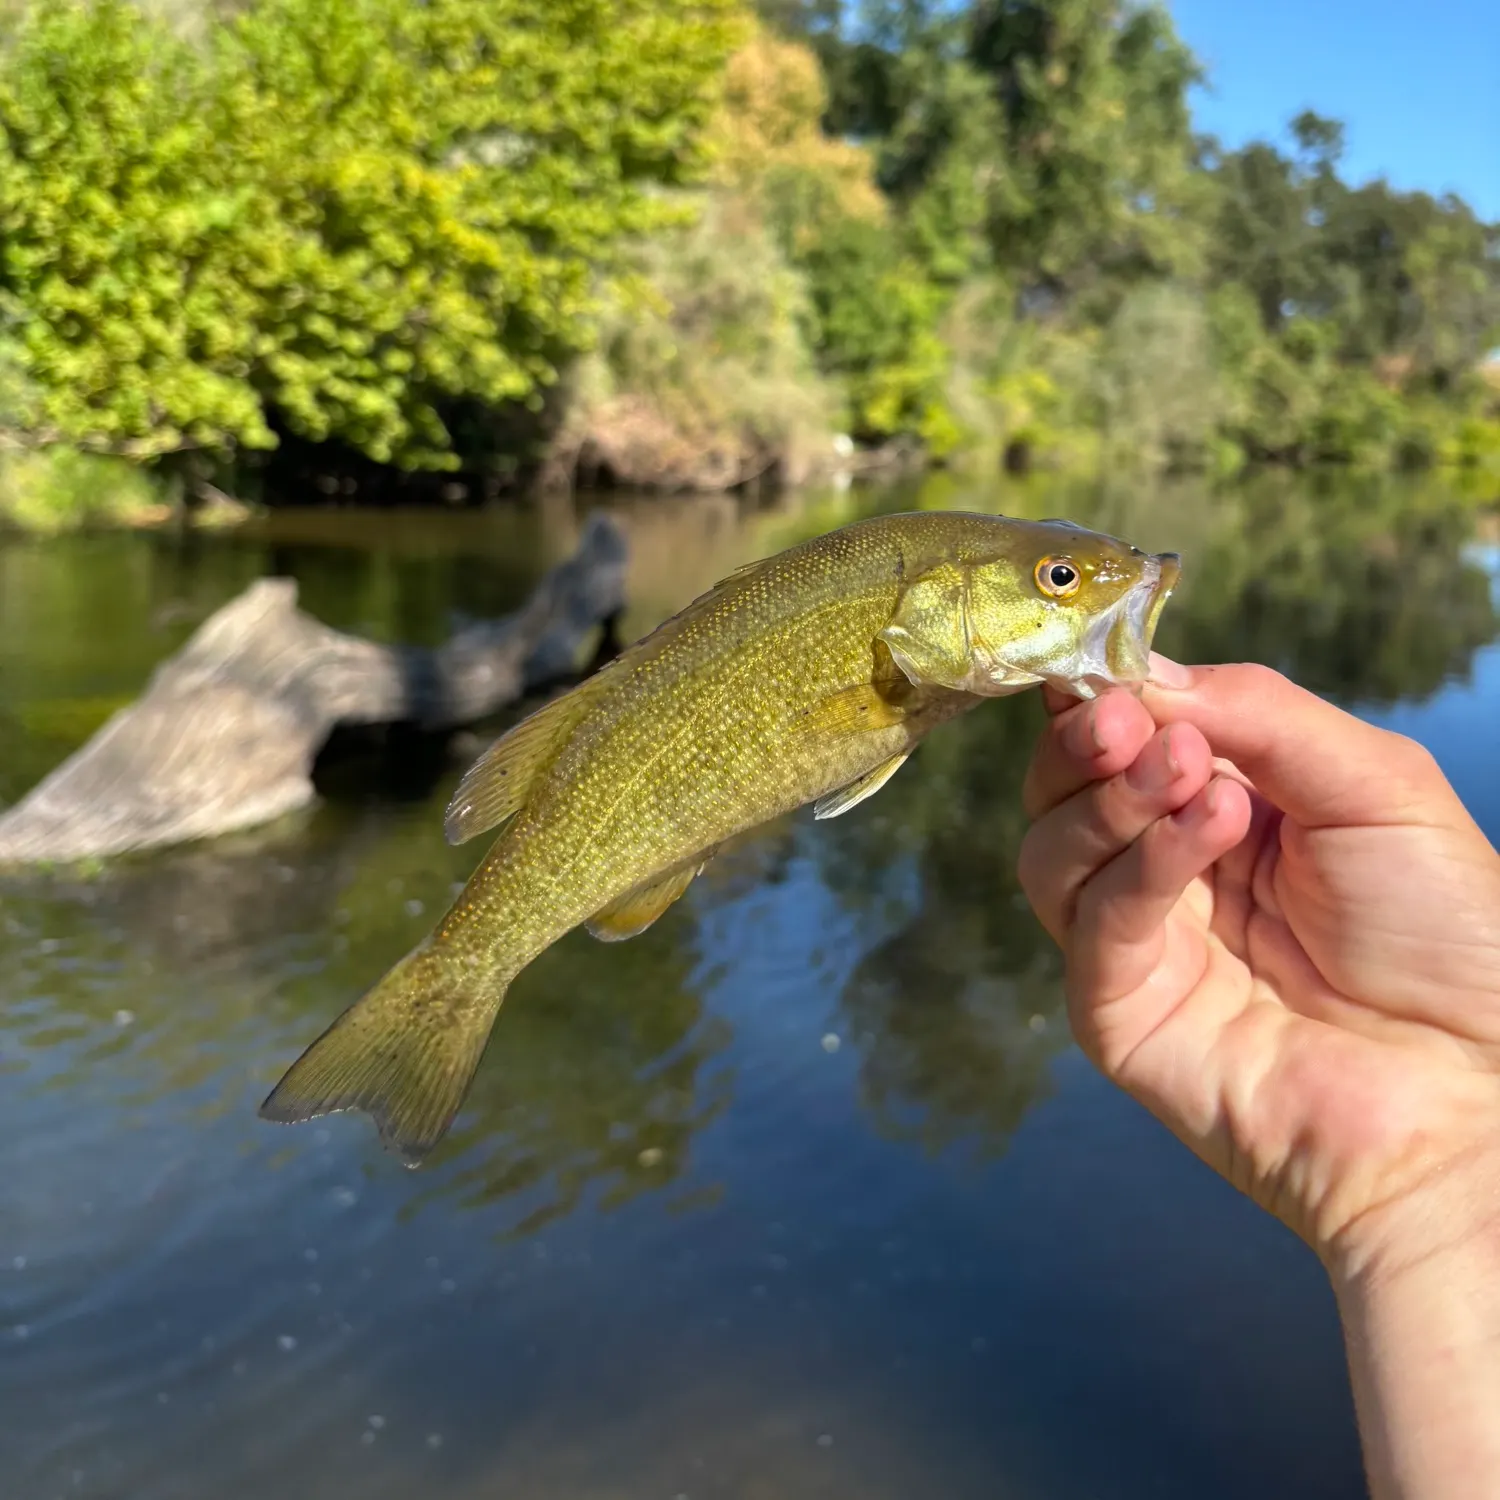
[707,553,779,590]
[443,689,594,845]
[610,551,780,661]
[444,552,783,848]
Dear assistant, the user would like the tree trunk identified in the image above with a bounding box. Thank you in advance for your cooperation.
[0,512,627,864]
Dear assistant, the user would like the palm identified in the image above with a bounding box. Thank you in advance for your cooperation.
[1021,666,1500,1262]
[1112,792,1500,1253]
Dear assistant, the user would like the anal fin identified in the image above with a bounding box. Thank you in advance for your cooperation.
[814,752,909,820]
[586,848,718,942]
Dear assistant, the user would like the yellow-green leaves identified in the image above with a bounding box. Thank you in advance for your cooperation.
[0,0,742,465]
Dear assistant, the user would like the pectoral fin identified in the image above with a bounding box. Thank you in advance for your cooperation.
[813,753,909,820]
[444,689,591,845]
[791,682,910,738]
[586,849,718,942]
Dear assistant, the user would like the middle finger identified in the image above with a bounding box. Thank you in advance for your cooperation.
[1022,688,1158,821]
[1018,722,1216,941]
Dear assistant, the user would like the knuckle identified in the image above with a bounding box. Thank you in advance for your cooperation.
[1235,661,1281,691]
[1015,826,1047,899]
[1227,660,1286,710]
[1387,731,1438,781]
[1092,773,1152,843]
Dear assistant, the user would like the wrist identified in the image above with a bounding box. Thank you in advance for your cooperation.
[1329,1166,1500,1500]
[1297,1040,1500,1287]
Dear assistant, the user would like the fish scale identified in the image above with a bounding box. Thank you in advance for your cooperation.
[261,510,1179,1164]
[445,526,911,968]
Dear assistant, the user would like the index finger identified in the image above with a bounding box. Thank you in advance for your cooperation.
[1142,658,1466,831]
[1021,688,1158,820]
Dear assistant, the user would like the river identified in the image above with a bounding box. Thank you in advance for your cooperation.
[2,471,1496,1500]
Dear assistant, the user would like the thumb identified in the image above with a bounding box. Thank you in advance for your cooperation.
[1142,657,1454,831]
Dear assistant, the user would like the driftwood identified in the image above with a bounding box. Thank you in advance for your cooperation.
[0,512,628,864]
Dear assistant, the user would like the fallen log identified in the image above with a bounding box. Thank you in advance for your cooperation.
[0,511,628,864]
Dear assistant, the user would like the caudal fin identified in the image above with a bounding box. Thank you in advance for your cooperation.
[259,946,506,1167]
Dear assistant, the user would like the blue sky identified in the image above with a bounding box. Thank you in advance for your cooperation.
[1169,0,1499,220]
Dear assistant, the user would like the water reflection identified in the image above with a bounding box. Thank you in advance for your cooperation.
[811,693,1070,1159]
[807,475,1498,1160]
[2,832,729,1249]
[0,470,1492,1500]
[1155,474,1499,704]
[410,930,733,1235]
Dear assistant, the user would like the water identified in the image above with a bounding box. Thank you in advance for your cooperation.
[1,472,1496,1500]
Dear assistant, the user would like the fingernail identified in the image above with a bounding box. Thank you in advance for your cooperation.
[1173,779,1218,827]
[1126,731,1179,795]
[1061,702,1104,758]
[1147,652,1195,689]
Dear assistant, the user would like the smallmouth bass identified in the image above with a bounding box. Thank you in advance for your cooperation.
[262,510,1180,1163]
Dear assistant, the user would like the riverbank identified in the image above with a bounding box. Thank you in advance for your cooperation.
[0,450,263,536]
[3,4,1497,532]
[4,429,1496,538]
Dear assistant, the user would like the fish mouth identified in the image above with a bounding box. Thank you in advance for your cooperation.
[1059,551,1181,699]
[1135,551,1181,652]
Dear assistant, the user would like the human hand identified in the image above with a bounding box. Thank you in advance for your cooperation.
[1017,658,1500,1285]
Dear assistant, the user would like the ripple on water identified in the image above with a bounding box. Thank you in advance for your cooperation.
[6,488,1482,1499]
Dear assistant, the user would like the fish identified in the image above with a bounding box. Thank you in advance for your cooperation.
[260,510,1180,1164]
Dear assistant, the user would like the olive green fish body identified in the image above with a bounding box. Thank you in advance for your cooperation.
[442,516,979,978]
[261,511,1179,1163]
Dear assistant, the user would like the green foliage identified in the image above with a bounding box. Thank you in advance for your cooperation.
[1204,113,1500,382]
[1095,283,1221,469]
[747,0,1500,476]
[793,215,957,447]
[563,190,837,486]
[821,0,1207,293]
[685,15,967,451]
[0,0,1495,494]
[964,0,1206,288]
[0,447,163,532]
[0,0,740,467]
[0,0,264,454]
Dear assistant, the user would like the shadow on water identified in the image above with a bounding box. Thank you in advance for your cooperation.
[0,470,1495,1500]
[404,928,734,1237]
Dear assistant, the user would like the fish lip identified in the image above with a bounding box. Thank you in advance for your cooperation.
[1142,552,1181,642]
[1114,551,1180,679]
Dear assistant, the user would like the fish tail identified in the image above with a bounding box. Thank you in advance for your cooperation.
[259,944,507,1167]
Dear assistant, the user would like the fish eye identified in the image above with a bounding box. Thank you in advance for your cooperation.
[1034,557,1082,599]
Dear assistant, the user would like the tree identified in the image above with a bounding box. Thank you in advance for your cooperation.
[0,0,741,466]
